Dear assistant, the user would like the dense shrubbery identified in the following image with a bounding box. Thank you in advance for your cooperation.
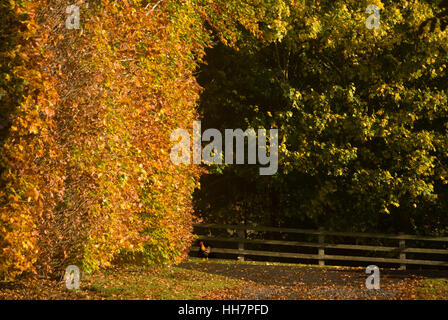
[0,0,258,280]
[1,0,203,279]
[0,0,295,280]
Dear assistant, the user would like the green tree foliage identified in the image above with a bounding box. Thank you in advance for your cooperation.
[195,0,448,235]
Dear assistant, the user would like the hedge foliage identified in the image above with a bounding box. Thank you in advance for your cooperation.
[0,0,289,280]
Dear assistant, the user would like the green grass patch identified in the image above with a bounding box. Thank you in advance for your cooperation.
[79,264,241,300]
[414,278,448,300]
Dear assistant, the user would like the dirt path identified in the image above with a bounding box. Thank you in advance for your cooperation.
[179,261,445,300]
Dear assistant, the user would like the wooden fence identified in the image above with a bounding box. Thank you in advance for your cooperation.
[191,224,448,269]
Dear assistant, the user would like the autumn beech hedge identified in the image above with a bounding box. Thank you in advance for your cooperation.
[0,0,190,280]
[0,0,292,279]
[1,0,204,279]
[0,0,211,280]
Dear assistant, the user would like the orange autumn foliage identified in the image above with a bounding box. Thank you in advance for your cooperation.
[0,0,272,280]
[0,0,206,280]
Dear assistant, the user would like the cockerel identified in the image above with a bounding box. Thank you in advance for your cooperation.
[198,241,211,259]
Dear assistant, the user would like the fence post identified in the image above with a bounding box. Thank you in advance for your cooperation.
[318,227,325,266]
[399,233,406,270]
[237,229,245,261]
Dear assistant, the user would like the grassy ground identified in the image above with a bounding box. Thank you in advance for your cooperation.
[81,264,243,300]
[0,258,446,300]
[414,278,448,300]
[0,263,245,300]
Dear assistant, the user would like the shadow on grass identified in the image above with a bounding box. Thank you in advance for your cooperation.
[178,259,448,288]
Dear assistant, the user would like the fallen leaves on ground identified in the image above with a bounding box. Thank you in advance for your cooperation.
[0,260,446,300]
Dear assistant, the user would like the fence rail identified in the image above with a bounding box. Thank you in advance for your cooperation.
[191,224,448,269]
